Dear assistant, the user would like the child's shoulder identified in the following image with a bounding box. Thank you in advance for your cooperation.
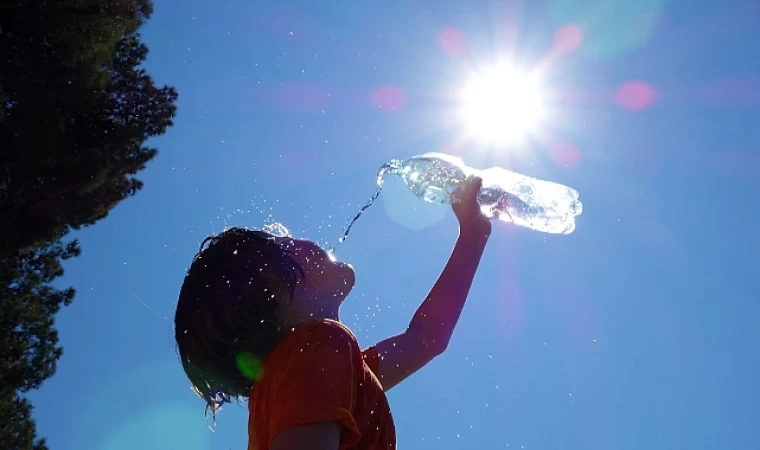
[278,319,361,355]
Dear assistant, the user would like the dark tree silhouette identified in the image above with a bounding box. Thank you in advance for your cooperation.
[0,1,177,448]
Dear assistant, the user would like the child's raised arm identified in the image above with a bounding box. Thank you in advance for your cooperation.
[371,177,491,391]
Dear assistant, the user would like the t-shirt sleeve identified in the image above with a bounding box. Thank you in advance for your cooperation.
[269,321,362,449]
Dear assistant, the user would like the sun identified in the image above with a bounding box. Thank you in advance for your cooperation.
[458,64,547,145]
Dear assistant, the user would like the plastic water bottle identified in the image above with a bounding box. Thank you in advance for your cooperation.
[378,152,583,234]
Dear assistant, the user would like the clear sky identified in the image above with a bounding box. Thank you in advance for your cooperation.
[29,1,760,449]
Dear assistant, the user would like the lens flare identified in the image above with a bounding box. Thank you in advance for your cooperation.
[236,352,264,381]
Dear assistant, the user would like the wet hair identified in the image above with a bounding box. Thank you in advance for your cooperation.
[174,227,304,418]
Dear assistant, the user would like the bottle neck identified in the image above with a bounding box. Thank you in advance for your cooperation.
[376,159,403,188]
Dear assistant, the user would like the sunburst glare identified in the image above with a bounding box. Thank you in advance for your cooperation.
[458,63,548,146]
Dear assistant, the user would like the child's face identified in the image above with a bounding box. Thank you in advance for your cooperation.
[274,237,355,322]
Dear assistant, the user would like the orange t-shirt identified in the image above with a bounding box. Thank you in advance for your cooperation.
[247,319,396,450]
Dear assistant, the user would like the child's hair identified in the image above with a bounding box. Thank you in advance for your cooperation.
[174,227,304,418]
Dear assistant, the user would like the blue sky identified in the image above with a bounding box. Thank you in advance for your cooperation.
[30,0,760,449]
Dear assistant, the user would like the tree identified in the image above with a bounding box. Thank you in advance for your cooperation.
[0,1,178,448]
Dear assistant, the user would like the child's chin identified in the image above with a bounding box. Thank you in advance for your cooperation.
[337,264,355,289]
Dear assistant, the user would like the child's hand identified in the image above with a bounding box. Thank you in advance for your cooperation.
[453,176,492,238]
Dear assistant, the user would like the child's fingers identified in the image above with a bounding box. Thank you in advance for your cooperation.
[465,176,483,201]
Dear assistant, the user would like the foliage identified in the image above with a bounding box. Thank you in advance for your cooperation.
[0,1,177,448]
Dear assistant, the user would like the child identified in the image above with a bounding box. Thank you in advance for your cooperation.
[174,177,491,450]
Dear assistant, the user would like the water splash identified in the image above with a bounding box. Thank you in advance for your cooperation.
[328,159,402,253]
[262,222,292,238]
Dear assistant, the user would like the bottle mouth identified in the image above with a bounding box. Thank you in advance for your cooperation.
[376,159,403,188]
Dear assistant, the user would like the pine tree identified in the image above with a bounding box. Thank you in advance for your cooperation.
[0,2,178,448]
